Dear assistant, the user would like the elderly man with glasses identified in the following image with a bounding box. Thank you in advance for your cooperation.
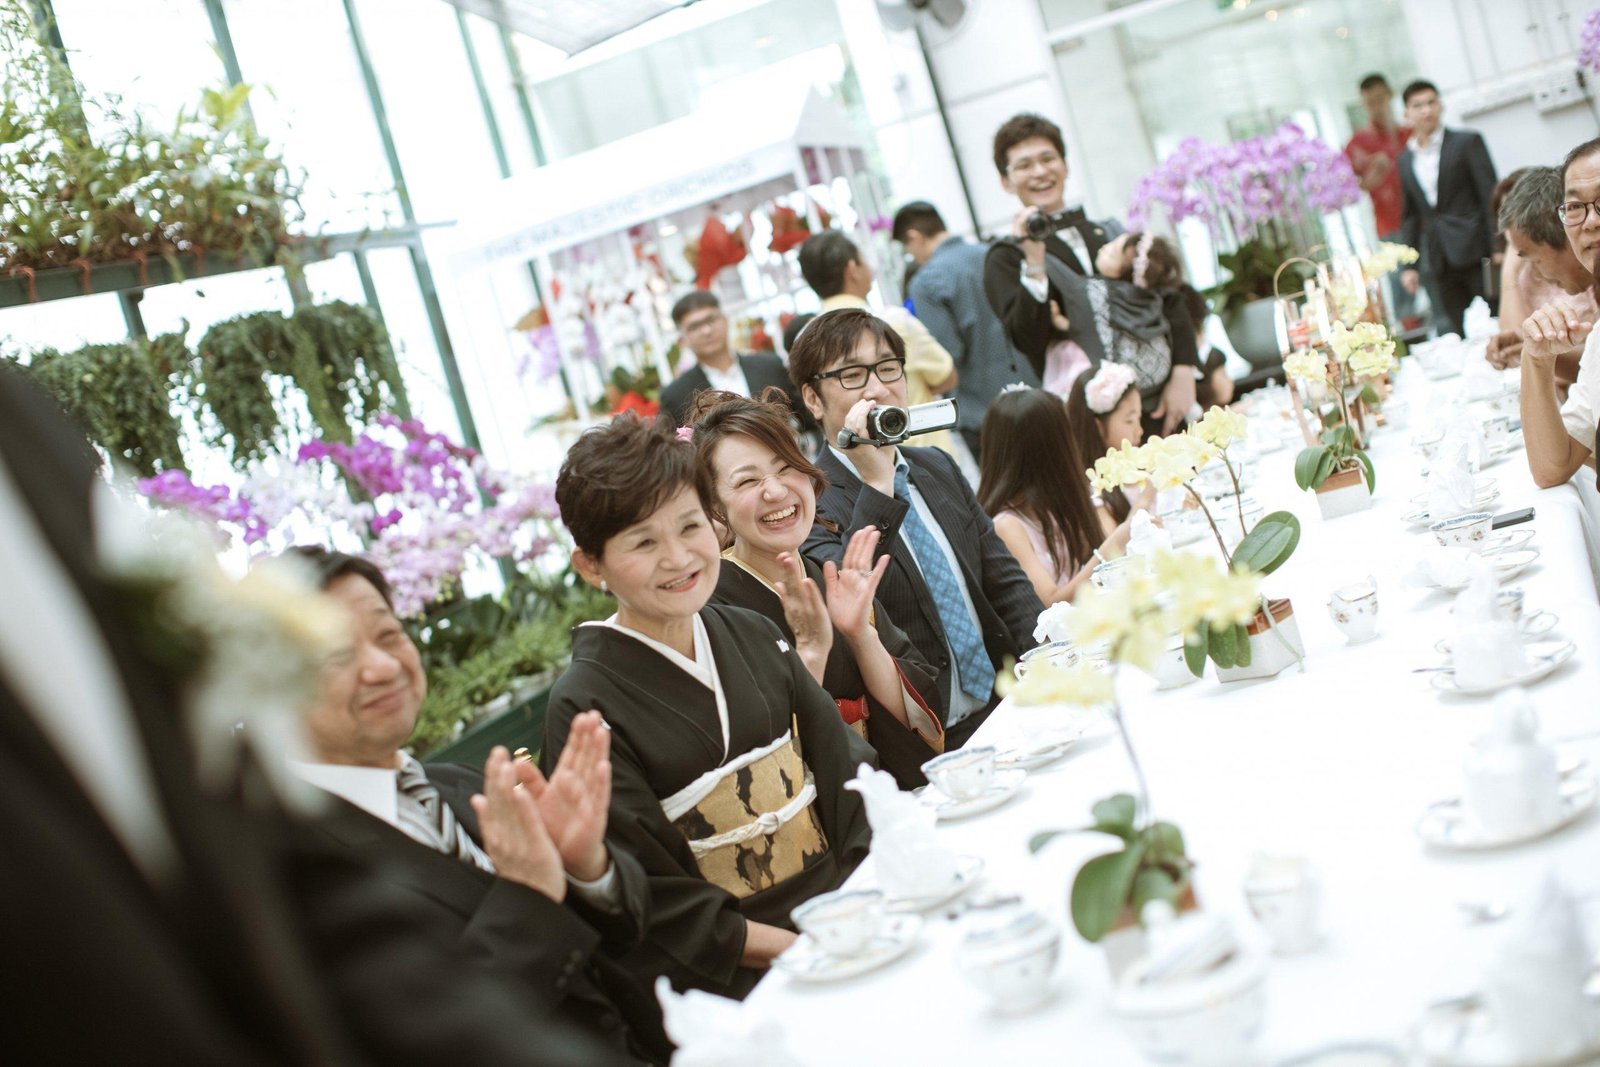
[1518,139,1600,488]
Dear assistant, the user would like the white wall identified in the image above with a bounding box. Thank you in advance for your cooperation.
[1402,0,1600,172]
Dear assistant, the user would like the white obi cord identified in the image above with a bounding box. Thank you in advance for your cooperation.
[658,729,819,856]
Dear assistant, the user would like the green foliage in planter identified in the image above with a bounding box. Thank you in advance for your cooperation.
[407,574,612,758]
[1029,793,1192,942]
[10,331,189,476]
[1209,237,1311,321]
[1294,424,1374,493]
[0,4,302,275]
[1183,510,1299,677]
[191,301,407,465]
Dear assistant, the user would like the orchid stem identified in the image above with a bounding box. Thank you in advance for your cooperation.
[1222,449,1247,538]
[1106,654,1153,831]
[1185,484,1232,569]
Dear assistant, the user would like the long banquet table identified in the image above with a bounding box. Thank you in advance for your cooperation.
[740,359,1600,1064]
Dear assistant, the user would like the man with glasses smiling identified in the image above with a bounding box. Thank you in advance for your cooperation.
[660,291,816,440]
[793,308,1043,748]
[1518,138,1600,489]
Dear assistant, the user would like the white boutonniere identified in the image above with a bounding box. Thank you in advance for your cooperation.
[777,638,791,654]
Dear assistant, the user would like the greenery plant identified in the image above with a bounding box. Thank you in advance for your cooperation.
[1183,510,1300,676]
[1030,793,1193,942]
[192,300,408,465]
[0,2,303,280]
[11,331,190,476]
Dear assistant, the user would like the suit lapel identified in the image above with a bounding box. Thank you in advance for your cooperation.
[319,795,496,920]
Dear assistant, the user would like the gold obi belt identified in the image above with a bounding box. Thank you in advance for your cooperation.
[660,727,829,900]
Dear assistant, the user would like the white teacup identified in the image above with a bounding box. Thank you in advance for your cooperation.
[1326,575,1378,644]
[1091,555,1137,589]
[1153,634,1199,689]
[922,747,997,801]
[1461,738,1561,840]
[1243,854,1322,955]
[791,889,885,958]
[1429,511,1492,550]
[1452,587,1523,623]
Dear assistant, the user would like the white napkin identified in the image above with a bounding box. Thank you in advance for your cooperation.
[844,763,957,898]
[1035,602,1074,645]
[1451,565,1529,687]
[1403,546,1477,591]
[1126,510,1172,558]
[1481,876,1600,1061]
[1463,296,1496,340]
[1441,413,1488,473]
[1427,438,1479,519]
[655,978,802,1067]
[1462,691,1561,837]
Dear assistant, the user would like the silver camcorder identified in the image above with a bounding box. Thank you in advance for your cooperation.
[838,398,960,449]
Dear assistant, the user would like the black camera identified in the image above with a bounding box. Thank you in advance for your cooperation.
[1023,208,1082,241]
[838,398,960,449]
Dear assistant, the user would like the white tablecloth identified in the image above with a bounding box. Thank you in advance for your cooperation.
[740,361,1600,1065]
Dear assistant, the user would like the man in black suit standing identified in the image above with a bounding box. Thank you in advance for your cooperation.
[792,309,1043,748]
[289,548,669,1064]
[659,291,816,437]
[1396,79,1499,337]
[0,362,624,1064]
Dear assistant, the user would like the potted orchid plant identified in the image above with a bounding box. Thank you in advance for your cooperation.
[1285,321,1399,520]
[1005,550,1261,971]
[1087,407,1303,681]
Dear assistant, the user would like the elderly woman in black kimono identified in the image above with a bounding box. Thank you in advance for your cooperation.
[688,389,944,789]
[545,414,872,999]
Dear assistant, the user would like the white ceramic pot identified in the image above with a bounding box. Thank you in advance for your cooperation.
[1111,938,1270,1065]
[1314,467,1373,520]
[1216,601,1305,683]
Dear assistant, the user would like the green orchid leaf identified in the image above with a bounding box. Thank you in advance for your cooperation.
[1232,511,1301,575]
[1356,449,1376,491]
[1130,867,1180,921]
[1091,794,1138,840]
[1028,829,1072,855]
[1184,625,1209,677]
[1145,821,1187,864]
[1209,622,1237,669]
[1071,841,1146,942]
[1294,446,1328,491]
[1233,621,1254,667]
[1315,448,1338,488]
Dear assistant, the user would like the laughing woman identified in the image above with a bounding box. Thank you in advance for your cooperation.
[690,389,944,790]
[545,414,872,999]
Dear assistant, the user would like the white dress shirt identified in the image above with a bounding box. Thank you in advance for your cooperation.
[0,460,175,877]
[1409,130,1444,207]
[702,359,751,397]
[828,445,988,725]
[1561,325,1600,453]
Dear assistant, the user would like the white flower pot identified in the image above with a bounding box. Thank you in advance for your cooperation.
[1216,600,1305,683]
[1313,467,1372,520]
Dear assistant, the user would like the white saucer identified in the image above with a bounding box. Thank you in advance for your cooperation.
[996,737,1078,771]
[1435,611,1558,654]
[1411,479,1497,507]
[884,854,984,912]
[1416,764,1598,851]
[922,768,1027,821]
[1487,546,1541,583]
[1429,640,1575,695]
[1414,992,1600,1065]
[773,914,923,983]
[1479,528,1536,554]
[1404,492,1503,527]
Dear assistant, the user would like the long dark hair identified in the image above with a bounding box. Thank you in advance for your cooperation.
[977,388,1100,575]
[1065,371,1133,523]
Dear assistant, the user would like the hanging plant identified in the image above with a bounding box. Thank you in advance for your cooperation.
[10,331,189,476]
[192,301,408,466]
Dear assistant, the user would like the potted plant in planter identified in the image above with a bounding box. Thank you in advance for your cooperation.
[1285,321,1398,520]
[1087,407,1305,682]
[1005,550,1259,972]
[1126,123,1361,368]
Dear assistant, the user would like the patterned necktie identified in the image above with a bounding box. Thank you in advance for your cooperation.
[395,759,495,873]
[893,465,993,702]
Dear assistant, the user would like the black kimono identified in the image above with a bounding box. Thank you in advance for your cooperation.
[543,603,873,999]
[712,555,943,790]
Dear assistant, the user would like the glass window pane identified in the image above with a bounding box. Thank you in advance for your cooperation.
[364,247,464,444]
[51,0,222,127]
[465,15,541,174]
[0,294,128,354]
[223,0,399,233]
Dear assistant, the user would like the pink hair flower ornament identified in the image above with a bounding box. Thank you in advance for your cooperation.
[1084,363,1139,415]
[675,426,695,443]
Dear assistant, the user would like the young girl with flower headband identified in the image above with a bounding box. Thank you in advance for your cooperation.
[977,386,1137,604]
[1067,362,1150,526]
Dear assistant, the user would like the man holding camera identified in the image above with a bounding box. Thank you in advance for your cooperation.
[981,113,1121,366]
[792,308,1043,748]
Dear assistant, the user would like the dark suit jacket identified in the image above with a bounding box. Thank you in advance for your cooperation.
[0,362,624,1066]
[311,763,670,1064]
[660,352,817,432]
[1398,128,1497,273]
[983,221,1121,376]
[801,445,1043,716]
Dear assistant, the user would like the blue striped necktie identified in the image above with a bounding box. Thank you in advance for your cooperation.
[395,759,495,873]
[893,465,992,702]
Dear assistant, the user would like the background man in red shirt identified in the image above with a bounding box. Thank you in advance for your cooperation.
[1346,72,1414,321]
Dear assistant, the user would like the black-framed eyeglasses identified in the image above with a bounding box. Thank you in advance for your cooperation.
[1558,199,1600,227]
[812,357,906,390]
